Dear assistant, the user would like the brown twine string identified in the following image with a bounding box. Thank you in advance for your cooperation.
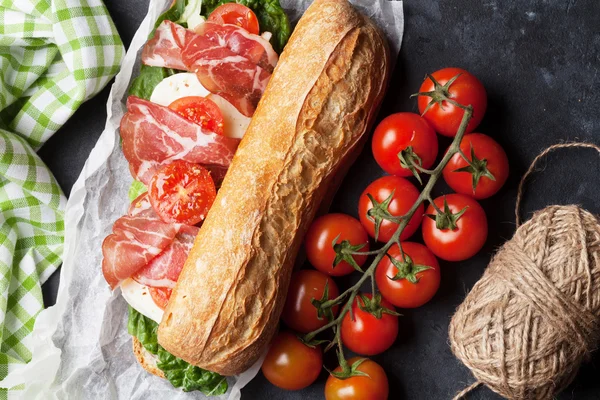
[450,142,600,400]
[515,142,600,226]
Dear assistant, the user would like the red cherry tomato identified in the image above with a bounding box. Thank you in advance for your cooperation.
[358,176,423,243]
[417,67,487,137]
[168,96,225,135]
[262,331,322,390]
[282,270,340,333]
[372,112,438,177]
[443,133,509,199]
[149,287,172,310]
[208,3,260,35]
[376,242,440,308]
[148,161,216,225]
[422,194,488,261]
[304,214,369,276]
[340,293,398,356]
[325,357,389,400]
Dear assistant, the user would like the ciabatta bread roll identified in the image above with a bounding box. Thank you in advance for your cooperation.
[158,0,390,375]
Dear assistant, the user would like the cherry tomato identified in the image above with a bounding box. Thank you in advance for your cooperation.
[375,242,440,308]
[262,331,322,390]
[340,293,398,356]
[358,176,423,243]
[149,287,172,310]
[372,112,438,177]
[417,67,487,137]
[305,214,369,276]
[148,161,216,225]
[422,194,488,261]
[208,3,260,35]
[282,270,340,333]
[168,96,225,135]
[325,357,389,400]
[443,133,509,199]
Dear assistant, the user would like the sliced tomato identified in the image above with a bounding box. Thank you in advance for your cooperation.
[149,161,216,225]
[208,3,260,35]
[149,287,172,310]
[168,96,225,135]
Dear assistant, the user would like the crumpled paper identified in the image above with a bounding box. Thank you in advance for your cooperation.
[1,0,404,398]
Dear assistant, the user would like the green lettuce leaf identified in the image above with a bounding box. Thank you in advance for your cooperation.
[128,308,228,395]
[128,65,177,100]
[157,349,228,394]
[201,0,291,53]
[128,180,148,202]
[155,0,187,30]
[127,305,159,354]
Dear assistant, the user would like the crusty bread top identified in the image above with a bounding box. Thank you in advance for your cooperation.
[158,0,389,376]
[132,337,164,379]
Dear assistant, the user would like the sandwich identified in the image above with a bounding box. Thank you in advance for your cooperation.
[101,0,390,394]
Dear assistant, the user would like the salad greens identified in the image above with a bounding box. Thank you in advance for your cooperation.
[128,307,228,394]
[128,0,291,99]
[128,180,148,202]
[201,0,291,52]
[128,65,176,101]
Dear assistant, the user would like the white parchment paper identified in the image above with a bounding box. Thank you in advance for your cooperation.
[1,1,403,398]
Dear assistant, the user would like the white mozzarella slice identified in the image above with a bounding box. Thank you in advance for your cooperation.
[120,278,164,323]
[187,14,206,31]
[207,94,252,139]
[150,73,210,107]
[261,31,273,42]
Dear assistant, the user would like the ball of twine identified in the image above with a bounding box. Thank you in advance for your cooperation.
[449,143,600,400]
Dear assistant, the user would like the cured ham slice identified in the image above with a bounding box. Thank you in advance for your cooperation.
[133,225,199,288]
[141,19,194,70]
[120,96,240,185]
[102,194,181,289]
[142,20,278,116]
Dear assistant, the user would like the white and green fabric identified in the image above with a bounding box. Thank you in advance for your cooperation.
[0,0,123,396]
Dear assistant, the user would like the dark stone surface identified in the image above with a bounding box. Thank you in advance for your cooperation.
[40,0,600,398]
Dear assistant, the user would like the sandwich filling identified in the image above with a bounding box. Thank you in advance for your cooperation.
[99,0,291,394]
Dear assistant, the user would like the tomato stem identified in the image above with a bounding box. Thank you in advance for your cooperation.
[303,103,474,372]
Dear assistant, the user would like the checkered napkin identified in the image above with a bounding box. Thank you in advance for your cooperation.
[0,0,123,394]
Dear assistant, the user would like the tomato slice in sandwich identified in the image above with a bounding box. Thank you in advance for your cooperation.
[149,161,217,226]
[168,96,225,135]
[149,287,172,310]
[208,3,260,35]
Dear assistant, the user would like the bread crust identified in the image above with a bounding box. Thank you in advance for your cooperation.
[158,0,390,375]
[132,337,165,379]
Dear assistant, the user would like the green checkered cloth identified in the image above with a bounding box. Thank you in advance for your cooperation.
[0,0,123,394]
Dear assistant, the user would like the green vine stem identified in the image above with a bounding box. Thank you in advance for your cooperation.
[303,104,474,372]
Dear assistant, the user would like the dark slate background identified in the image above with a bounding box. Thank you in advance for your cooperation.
[40,0,600,399]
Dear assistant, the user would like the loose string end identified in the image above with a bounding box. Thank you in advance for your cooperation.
[452,381,482,400]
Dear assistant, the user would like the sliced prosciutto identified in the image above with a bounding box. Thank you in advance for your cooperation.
[120,96,240,185]
[142,20,278,116]
[133,225,199,288]
[102,194,181,289]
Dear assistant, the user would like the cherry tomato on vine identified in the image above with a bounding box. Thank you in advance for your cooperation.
[262,331,322,390]
[422,194,487,261]
[372,112,438,179]
[358,175,423,243]
[305,214,369,276]
[443,133,509,199]
[148,161,216,225]
[340,293,399,356]
[168,96,225,135]
[417,67,487,137]
[208,3,260,35]
[325,357,389,400]
[376,242,440,308]
[281,270,340,333]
